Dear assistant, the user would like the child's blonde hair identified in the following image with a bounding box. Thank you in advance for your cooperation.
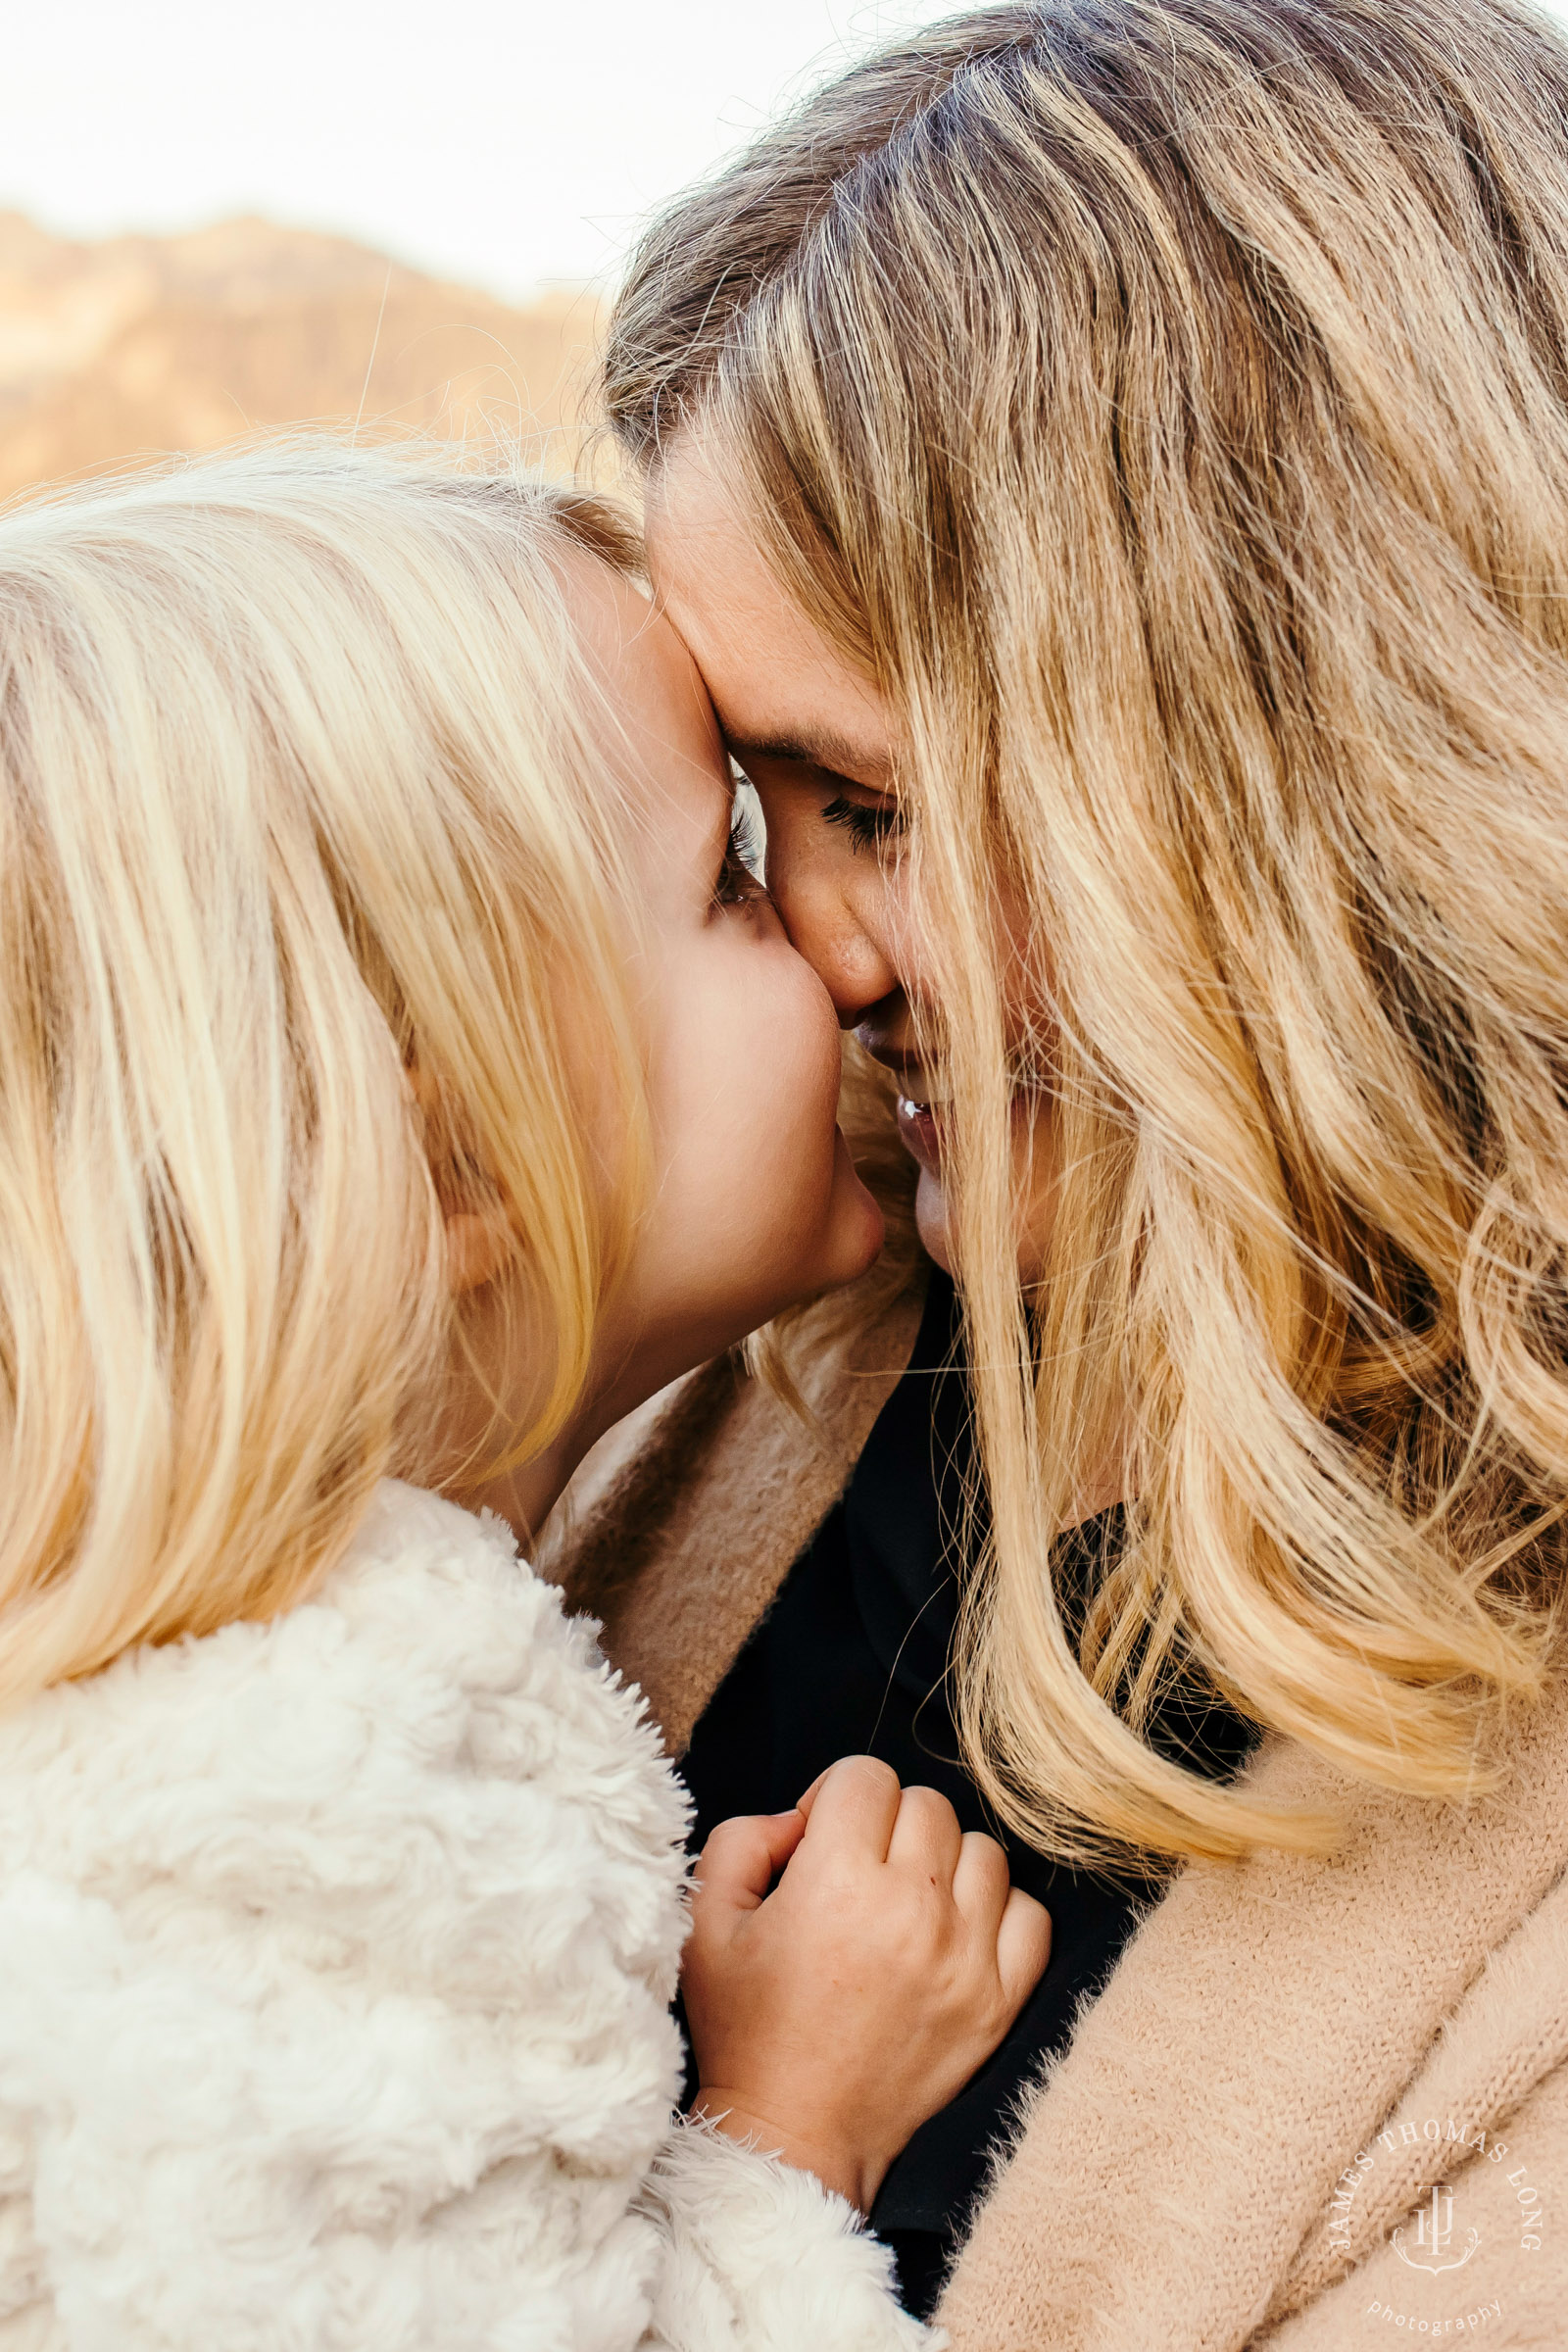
[0,441,648,1703]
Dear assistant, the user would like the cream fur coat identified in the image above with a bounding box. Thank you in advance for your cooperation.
[0,1480,930,2352]
[548,1264,1568,2351]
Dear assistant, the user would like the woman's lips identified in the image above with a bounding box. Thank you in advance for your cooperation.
[895,1095,945,1175]
[893,1082,1039,1175]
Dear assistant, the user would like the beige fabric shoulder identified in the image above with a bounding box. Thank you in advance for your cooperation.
[549,1266,1568,2348]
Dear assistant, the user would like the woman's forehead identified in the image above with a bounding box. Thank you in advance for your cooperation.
[646,442,893,782]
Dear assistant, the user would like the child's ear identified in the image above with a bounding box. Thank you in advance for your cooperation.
[407,1056,513,1297]
[444,1204,514,1297]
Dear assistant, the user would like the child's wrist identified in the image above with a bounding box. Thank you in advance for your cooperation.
[689,2088,876,2212]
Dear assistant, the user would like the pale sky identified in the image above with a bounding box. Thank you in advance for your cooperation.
[0,1,956,302]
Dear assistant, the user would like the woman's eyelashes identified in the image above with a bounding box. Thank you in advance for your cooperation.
[820,791,904,856]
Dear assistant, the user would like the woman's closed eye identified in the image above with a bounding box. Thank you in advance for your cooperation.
[821,791,905,857]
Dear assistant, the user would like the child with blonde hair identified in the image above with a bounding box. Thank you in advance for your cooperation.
[0,444,1049,2349]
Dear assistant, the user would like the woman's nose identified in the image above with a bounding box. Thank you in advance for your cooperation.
[768,869,900,1025]
[760,830,901,1028]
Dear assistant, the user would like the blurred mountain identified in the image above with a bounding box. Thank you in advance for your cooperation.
[0,213,606,502]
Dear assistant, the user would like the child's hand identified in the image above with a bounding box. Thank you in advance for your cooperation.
[683,1755,1052,2212]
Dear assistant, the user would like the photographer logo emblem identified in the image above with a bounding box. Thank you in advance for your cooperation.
[1321,2116,1549,2331]
[1393,2184,1479,2277]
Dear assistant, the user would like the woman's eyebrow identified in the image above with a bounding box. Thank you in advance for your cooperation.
[725,725,892,787]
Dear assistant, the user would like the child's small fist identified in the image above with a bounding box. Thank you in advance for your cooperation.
[683,1755,1052,2210]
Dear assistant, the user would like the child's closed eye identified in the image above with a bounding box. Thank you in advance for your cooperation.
[712,796,766,909]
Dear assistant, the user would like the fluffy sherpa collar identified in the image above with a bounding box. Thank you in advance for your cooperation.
[0,1481,694,2350]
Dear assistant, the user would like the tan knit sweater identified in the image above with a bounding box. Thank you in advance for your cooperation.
[544,1262,1568,2349]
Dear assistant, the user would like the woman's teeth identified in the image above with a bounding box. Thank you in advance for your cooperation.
[896,1077,952,1114]
[894,1086,945,1175]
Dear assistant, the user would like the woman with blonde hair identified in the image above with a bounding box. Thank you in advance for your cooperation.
[0,442,1054,2346]
[552,0,1568,2337]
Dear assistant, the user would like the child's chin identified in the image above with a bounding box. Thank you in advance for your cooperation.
[773,1134,889,1310]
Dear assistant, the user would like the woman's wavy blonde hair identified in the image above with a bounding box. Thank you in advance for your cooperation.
[0,441,648,1704]
[608,0,1568,1860]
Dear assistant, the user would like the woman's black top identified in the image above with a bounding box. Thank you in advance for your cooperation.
[678,1269,1257,2317]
